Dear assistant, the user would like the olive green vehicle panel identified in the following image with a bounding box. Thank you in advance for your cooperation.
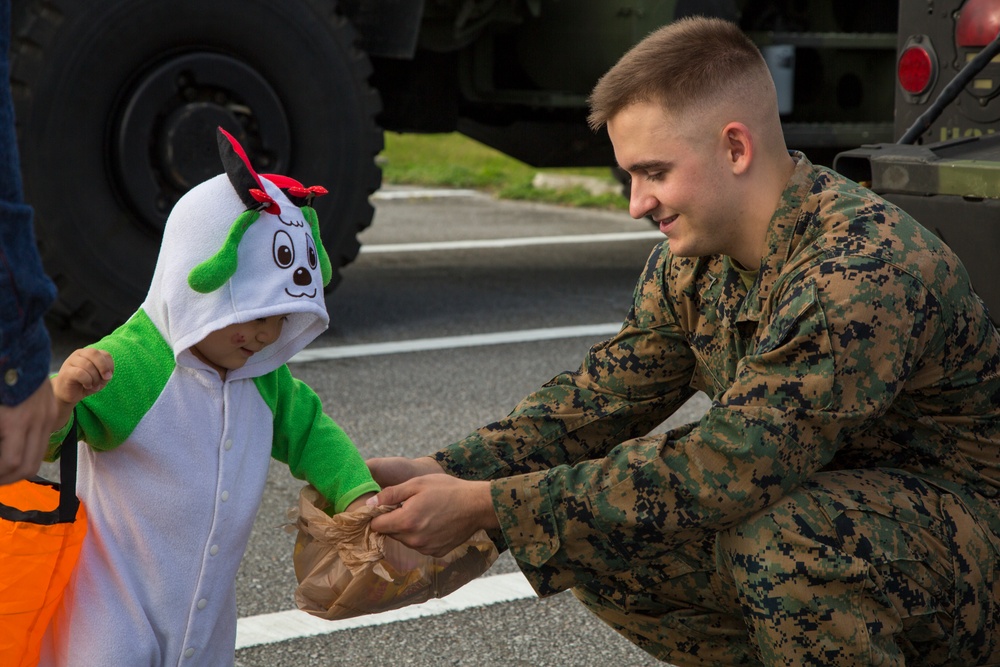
[11,0,908,335]
[838,135,1000,199]
[894,0,1000,144]
[834,0,1000,322]
[359,0,900,167]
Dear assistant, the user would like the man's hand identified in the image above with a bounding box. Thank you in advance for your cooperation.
[368,474,499,557]
[367,455,445,487]
[0,378,59,485]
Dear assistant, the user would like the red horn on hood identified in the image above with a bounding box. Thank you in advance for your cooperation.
[217,127,280,214]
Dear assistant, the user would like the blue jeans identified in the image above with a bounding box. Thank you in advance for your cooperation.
[0,0,56,406]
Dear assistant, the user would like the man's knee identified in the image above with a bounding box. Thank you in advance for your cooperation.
[570,535,756,665]
[715,471,1000,665]
[573,579,757,666]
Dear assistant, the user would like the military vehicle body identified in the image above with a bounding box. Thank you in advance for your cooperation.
[835,0,1000,319]
[12,0,898,335]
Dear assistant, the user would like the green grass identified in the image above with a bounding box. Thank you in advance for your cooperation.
[379,132,628,211]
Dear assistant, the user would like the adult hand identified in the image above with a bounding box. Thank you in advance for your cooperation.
[367,455,445,487]
[368,474,499,558]
[0,378,59,485]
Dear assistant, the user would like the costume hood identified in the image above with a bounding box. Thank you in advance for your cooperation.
[141,128,332,379]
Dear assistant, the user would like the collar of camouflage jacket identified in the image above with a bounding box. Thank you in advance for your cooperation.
[728,151,816,327]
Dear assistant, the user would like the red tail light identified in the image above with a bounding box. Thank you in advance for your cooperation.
[898,45,934,94]
[956,0,1000,47]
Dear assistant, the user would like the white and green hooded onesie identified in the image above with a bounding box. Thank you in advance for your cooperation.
[40,129,379,666]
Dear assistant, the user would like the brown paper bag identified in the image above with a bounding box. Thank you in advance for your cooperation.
[289,485,499,620]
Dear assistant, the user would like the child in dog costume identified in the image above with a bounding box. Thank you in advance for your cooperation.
[39,128,380,666]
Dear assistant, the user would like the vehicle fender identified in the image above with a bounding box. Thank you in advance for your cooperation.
[342,0,426,59]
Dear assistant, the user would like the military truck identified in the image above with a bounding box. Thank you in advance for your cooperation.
[12,0,899,336]
[834,0,1000,319]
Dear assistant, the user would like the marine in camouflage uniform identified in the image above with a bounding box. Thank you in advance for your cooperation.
[432,154,1000,666]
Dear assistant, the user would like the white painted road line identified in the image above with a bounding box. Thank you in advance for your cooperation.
[359,230,663,253]
[372,187,483,200]
[290,323,622,363]
[235,571,537,650]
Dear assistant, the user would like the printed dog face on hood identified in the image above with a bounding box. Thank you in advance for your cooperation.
[187,128,332,299]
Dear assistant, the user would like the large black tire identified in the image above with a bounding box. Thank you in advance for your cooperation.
[11,0,383,337]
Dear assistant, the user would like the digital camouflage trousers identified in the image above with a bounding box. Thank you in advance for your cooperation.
[573,469,1000,666]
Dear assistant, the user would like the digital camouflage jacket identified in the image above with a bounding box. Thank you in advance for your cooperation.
[435,154,1000,597]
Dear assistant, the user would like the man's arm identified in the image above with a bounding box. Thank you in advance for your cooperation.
[434,244,698,482]
[370,251,935,583]
[486,258,942,595]
[369,244,698,556]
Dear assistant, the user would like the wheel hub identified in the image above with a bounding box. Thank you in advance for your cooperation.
[159,102,242,191]
[114,52,290,234]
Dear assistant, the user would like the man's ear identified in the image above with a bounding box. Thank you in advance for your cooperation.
[722,122,753,175]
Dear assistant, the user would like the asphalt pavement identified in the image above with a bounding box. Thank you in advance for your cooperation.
[46,186,711,666]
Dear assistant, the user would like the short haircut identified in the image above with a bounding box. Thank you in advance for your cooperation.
[587,17,774,131]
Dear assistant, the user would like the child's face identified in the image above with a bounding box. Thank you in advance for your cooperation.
[191,315,288,378]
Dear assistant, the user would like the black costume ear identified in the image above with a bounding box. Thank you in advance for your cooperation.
[217,127,263,210]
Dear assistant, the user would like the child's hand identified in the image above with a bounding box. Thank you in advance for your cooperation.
[367,456,444,487]
[52,349,114,427]
[344,492,377,513]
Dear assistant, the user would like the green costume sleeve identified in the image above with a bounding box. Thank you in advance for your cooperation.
[46,309,174,458]
[255,365,379,513]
